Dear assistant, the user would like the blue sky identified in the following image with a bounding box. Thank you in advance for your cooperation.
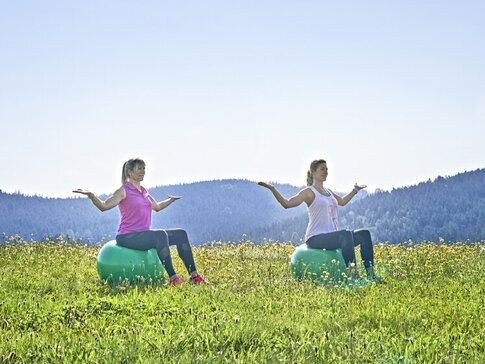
[1,1,484,197]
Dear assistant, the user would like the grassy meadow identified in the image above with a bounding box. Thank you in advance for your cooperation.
[0,237,484,363]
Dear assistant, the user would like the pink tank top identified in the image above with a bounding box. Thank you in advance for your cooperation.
[304,186,339,241]
[117,182,152,235]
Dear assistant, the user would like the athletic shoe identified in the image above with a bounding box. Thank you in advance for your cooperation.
[366,267,383,283]
[169,276,184,286]
[369,275,383,284]
[189,274,209,285]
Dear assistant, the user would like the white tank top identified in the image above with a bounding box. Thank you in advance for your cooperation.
[304,186,339,241]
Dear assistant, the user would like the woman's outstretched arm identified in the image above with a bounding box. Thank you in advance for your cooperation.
[72,187,125,212]
[148,195,182,212]
[258,182,312,209]
[330,184,366,206]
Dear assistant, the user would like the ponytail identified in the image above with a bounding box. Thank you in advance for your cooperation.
[306,170,313,186]
[121,162,128,184]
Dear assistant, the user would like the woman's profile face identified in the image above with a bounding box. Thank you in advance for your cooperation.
[129,163,146,182]
[314,163,328,181]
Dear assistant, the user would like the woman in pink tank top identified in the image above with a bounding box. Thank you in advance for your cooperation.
[259,158,378,280]
[73,158,208,285]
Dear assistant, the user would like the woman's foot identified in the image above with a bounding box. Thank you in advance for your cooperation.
[189,274,209,284]
[169,275,184,286]
[366,266,382,282]
[347,263,360,279]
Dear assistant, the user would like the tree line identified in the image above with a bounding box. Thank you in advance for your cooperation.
[1,169,484,244]
[248,169,485,243]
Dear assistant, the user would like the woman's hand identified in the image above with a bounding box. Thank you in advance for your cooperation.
[72,188,93,199]
[257,182,274,190]
[353,184,367,192]
[168,195,182,201]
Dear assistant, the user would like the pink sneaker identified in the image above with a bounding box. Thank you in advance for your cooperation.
[189,274,209,285]
[169,276,184,286]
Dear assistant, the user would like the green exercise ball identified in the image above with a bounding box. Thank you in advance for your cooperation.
[97,240,164,283]
[290,245,347,284]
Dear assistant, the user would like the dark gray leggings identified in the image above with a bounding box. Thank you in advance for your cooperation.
[116,229,197,277]
[306,229,374,268]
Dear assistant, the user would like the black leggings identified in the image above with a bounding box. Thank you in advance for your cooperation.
[116,229,197,277]
[306,229,374,268]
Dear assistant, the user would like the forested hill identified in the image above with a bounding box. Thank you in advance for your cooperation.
[249,168,485,243]
[0,180,306,244]
[1,169,484,244]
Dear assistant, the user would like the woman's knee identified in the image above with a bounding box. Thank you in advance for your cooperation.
[339,230,353,244]
[155,232,170,258]
[175,229,189,242]
[155,230,169,247]
[175,230,191,251]
[353,229,372,243]
[167,229,190,245]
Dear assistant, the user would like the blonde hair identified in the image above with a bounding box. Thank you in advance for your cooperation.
[306,159,326,186]
[121,158,145,184]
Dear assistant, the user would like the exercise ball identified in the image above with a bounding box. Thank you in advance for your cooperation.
[290,245,347,284]
[97,240,164,283]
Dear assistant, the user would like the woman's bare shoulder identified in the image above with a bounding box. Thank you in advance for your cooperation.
[300,186,313,194]
[113,185,126,198]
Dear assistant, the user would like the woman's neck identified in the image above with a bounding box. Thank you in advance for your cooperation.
[312,182,325,189]
[128,180,142,190]
[312,182,330,196]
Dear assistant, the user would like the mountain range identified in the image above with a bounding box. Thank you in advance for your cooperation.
[1,168,484,244]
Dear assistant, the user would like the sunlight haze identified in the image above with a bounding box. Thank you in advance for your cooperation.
[1,1,484,197]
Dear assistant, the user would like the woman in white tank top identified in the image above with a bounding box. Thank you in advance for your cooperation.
[258,159,377,279]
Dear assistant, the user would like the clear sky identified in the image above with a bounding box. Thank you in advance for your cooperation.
[1,1,484,197]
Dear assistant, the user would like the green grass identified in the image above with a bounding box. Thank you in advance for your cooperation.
[1,237,484,363]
